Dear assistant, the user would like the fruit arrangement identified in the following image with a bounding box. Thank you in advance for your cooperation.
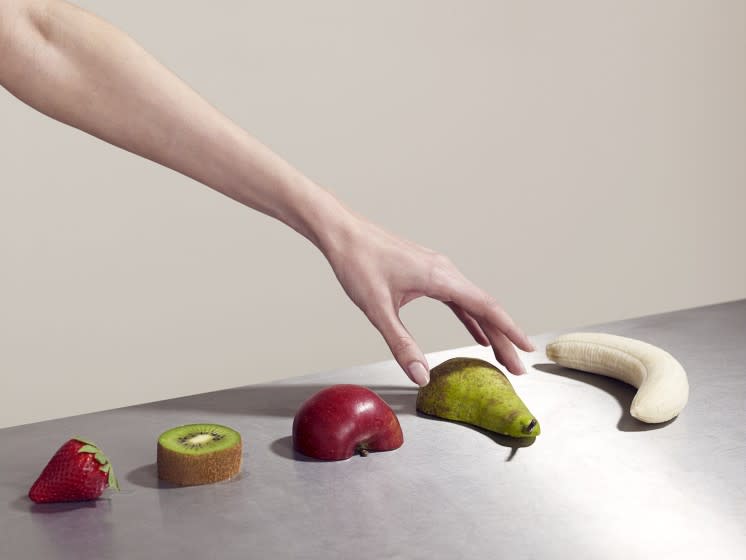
[416,358,540,438]
[157,424,242,486]
[29,437,119,503]
[25,332,687,503]
[292,385,404,460]
[545,332,689,423]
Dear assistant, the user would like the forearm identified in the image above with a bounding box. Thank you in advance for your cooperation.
[0,0,351,250]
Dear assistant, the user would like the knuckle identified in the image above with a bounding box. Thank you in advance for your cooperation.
[359,288,393,321]
[433,253,454,269]
[428,254,456,293]
[483,294,501,310]
[363,303,386,325]
[390,334,415,356]
[480,295,508,325]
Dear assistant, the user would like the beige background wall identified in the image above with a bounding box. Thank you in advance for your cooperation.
[1,0,744,428]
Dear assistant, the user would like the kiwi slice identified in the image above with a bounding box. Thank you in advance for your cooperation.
[157,424,242,486]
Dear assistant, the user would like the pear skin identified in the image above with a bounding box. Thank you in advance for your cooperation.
[417,357,540,438]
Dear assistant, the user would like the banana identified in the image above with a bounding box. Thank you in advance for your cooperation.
[545,332,689,423]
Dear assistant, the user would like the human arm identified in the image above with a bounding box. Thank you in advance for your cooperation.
[0,0,534,385]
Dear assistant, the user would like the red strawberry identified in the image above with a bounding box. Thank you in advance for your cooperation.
[28,437,120,503]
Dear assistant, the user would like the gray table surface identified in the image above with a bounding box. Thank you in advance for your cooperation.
[1,300,745,560]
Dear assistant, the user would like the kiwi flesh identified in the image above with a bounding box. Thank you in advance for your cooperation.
[157,424,242,486]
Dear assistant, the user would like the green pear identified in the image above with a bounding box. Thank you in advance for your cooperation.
[417,357,540,438]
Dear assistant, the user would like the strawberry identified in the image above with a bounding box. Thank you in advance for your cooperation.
[28,437,120,503]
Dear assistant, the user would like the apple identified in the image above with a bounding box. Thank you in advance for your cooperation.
[292,385,404,460]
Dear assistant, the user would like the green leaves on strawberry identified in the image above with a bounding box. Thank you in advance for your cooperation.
[28,437,120,503]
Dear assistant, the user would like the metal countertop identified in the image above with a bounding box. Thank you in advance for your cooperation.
[1,300,744,559]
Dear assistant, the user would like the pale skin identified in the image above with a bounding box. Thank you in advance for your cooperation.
[0,0,534,385]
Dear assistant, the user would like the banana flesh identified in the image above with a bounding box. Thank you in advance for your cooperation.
[545,332,689,423]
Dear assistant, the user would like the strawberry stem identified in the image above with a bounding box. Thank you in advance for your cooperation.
[78,444,99,455]
[72,437,119,490]
[73,436,99,447]
[108,467,120,491]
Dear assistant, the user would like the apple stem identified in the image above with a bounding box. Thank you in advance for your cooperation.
[359,448,369,457]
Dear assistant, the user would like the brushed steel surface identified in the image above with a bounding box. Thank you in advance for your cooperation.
[1,300,744,559]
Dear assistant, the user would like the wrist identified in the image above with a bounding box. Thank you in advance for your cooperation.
[286,177,359,257]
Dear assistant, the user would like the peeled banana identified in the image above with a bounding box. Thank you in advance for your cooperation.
[545,332,689,423]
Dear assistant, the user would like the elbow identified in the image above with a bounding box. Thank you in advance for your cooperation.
[0,0,52,82]
[0,3,15,59]
[25,0,57,43]
[0,1,27,59]
[0,0,53,43]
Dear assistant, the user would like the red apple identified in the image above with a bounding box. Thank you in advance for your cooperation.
[292,385,404,460]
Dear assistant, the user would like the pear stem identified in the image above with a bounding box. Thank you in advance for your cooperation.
[524,419,537,434]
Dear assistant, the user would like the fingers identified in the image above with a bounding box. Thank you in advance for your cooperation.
[425,257,534,374]
[469,293,534,353]
[437,278,533,353]
[445,301,524,373]
[488,329,527,375]
[453,287,534,373]
[445,302,490,347]
[368,307,430,386]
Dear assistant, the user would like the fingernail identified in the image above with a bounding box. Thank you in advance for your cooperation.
[407,362,430,386]
[516,362,527,375]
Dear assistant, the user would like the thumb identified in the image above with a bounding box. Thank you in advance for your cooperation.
[371,310,430,386]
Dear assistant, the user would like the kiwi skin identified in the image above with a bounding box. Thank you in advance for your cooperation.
[157,424,242,486]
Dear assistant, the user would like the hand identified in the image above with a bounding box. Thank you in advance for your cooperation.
[0,1,533,388]
[322,216,535,385]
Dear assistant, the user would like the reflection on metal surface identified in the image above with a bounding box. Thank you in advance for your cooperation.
[0,301,744,559]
